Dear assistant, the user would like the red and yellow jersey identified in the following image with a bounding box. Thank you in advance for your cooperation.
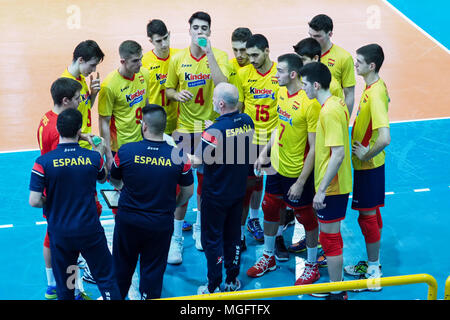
[271,88,321,178]
[351,78,390,170]
[142,48,180,135]
[165,47,231,133]
[228,57,248,88]
[315,96,352,195]
[98,67,150,152]
[37,110,59,155]
[236,62,279,145]
[321,44,356,90]
[61,69,92,149]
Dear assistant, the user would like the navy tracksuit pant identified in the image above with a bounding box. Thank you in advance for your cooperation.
[200,195,243,292]
[49,231,121,300]
[112,209,173,299]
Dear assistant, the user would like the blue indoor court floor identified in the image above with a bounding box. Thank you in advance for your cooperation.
[1,118,449,300]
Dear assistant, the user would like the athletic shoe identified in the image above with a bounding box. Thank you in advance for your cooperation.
[192,223,203,251]
[326,291,348,300]
[294,262,320,285]
[288,238,307,253]
[317,253,327,268]
[240,236,247,252]
[283,208,295,230]
[351,267,383,292]
[82,265,96,284]
[167,236,183,265]
[247,218,264,242]
[344,260,382,277]
[75,291,92,300]
[197,284,221,295]
[182,221,192,231]
[310,291,330,298]
[275,235,289,261]
[223,278,241,292]
[288,238,322,253]
[247,254,276,278]
[45,285,57,300]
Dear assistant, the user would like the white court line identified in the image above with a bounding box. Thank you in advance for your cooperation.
[414,188,431,192]
[381,0,449,54]
[0,224,13,229]
[385,191,395,195]
[35,221,47,225]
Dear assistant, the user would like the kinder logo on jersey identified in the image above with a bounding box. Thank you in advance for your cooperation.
[156,73,167,85]
[328,58,335,67]
[126,89,146,107]
[250,87,275,100]
[277,106,293,126]
[185,72,210,87]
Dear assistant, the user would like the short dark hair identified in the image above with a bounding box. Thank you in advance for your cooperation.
[147,19,168,38]
[119,40,142,59]
[299,62,331,90]
[57,108,82,138]
[293,38,321,61]
[142,104,167,135]
[188,11,211,28]
[308,14,333,33]
[278,53,303,76]
[246,34,269,51]
[73,40,104,63]
[50,77,82,106]
[356,44,385,73]
[231,27,252,42]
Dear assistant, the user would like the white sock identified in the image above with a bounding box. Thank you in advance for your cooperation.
[249,208,259,219]
[46,267,56,286]
[173,219,183,238]
[276,225,283,237]
[241,226,245,240]
[196,211,201,226]
[367,259,381,275]
[307,246,318,264]
[263,235,275,257]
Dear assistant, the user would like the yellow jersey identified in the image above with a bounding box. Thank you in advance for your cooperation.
[351,78,390,170]
[271,88,321,178]
[142,48,180,135]
[165,47,231,133]
[61,69,92,149]
[321,44,356,90]
[98,67,150,152]
[315,95,352,195]
[228,57,248,88]
[236,62,279,145]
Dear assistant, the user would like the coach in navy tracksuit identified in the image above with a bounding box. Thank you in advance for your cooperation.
[193,83,254,294]
[29,108,120,300]
[109,104,194,299]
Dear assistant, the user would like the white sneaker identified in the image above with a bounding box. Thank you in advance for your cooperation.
[223,278,241,292]
[197,283,220,295]
[352,266,383,292]
[192,223,203,251]
[167,236,183,265]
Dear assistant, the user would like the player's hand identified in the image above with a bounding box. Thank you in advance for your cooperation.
[254,154,268,176]
[175,90,193,102]
[93,137,106,156]
[287,181,304,201]
[352,141,369,161]
[312,191,326,210]
[198,37,212,54]
[105,152,114,171]
[80,133,95,147]
[90,72,101,96]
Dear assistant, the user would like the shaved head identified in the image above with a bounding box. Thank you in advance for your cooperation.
[213,82,239,110]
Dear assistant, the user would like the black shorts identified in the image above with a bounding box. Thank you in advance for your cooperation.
[265,172,315,209]
[352,164,385,211]
[315,193,349,223]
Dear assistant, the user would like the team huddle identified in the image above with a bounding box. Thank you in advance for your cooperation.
[28,11,390,300]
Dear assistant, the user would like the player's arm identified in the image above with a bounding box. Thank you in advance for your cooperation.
[343,86,355,116]
[29,191,46,208]
[202,39,228,85]
[352,126,390,161]
[288,132,316,200]
[313,145,345,210]
[89,72,101,106]
[254,128,277,174]
[99,114,114,170]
